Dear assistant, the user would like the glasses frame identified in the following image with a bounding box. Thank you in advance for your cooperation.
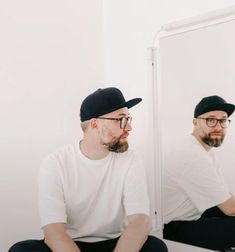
[197,117,231,128]
[98,116,132,129]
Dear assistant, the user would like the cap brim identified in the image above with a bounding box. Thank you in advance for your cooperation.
[126,98,142,108]
[202,103,235,117]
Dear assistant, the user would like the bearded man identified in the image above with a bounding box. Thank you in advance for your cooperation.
[9,87,167,252]
[163,95,235,252]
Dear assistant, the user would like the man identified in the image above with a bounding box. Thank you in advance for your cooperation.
[9,87,167,252]
[163,95,235,251]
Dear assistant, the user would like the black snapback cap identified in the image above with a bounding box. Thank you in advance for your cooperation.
[80,87,142,122]
[194,95,235,118]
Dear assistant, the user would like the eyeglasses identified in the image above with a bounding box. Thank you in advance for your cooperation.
[197,117,231,128]
[98,116,132,129]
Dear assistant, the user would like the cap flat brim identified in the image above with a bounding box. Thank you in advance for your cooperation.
[126,98,142,108]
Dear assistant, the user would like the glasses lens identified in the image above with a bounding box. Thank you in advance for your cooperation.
[206,118,217,127]
[221,119,230,128]
[120,117,132,129]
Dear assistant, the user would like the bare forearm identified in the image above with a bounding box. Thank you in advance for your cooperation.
[113,214,150,252]
[45,232,81,252]
[218,194,235,216]
[43,223,81,252]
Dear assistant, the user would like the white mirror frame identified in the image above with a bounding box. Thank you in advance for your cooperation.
[149,4,235,238]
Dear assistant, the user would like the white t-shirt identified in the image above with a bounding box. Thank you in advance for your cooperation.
[163,135,230,224]
[38,141,149,242]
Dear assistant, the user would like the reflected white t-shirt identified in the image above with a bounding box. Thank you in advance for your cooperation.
[163,135,230,224]
[38,142,149,242]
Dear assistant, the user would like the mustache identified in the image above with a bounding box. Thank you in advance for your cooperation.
[103,132,129,148]
[209,132,223,136]
[120,133,129,138]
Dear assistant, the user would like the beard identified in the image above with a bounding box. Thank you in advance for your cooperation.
[103,134,129,153]
[201,132,224,147]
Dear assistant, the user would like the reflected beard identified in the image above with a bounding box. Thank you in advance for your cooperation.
[104,135,129,153]
[201,133,224,148]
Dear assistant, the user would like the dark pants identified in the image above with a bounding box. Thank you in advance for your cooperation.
[163,206,235,251]
[8,235,168,252]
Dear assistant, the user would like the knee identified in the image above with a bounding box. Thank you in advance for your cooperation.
[8,241,25,252]
[143,236,168,252]
[8,240,48,252]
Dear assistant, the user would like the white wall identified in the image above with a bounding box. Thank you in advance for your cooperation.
[0,1,104,250]
[2,1,235,251]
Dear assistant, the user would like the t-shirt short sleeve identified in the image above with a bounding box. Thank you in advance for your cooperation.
[38,155,67,228]
[122,153,150,217]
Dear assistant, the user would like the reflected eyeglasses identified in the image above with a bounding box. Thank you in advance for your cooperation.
[197,117,231,128]
[98,116,132,129]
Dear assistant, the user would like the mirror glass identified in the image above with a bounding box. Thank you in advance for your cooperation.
[155,9,235,250]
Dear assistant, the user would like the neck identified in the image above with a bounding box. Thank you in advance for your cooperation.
[192,132,212,151]
[79,138,110,160]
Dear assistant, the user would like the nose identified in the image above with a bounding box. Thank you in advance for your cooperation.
[214,121,223,130]
[124,121,132,131]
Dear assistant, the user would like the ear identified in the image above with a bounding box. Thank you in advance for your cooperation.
[193,118,197,126]
[90,118,98,129]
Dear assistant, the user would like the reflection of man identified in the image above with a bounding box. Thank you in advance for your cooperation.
[163,95,235,251]
[9,87,167,252]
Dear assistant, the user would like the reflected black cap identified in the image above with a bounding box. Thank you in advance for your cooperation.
[80,87,142,122]
[194,95,235,118]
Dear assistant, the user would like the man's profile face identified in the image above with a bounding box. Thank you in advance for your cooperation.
[195,110,228,147]
[98,107,132,153]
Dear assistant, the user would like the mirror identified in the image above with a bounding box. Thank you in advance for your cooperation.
[153,6,235,250]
